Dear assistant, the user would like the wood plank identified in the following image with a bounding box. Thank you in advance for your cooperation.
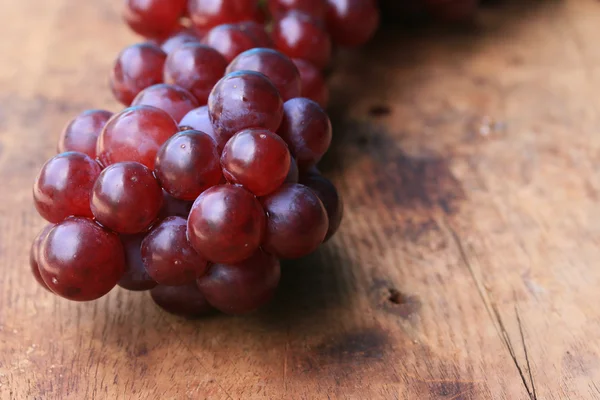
[0,0,598,398]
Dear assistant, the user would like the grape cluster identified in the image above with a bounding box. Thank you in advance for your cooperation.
[30,0,377,317]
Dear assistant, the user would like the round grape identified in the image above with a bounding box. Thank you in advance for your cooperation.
[164,43,228,105]
[161,30,201,54]
[202,24,258,63]
[221,128,291,196]
[30,224,55,291]
[58,110,112,158]
[187,185,265,264]
[33,152,102,223]
[261,183,328,258]
[142,216,208,286]
[188,0,259,33]
[208,71,283,144]
[38,217,126,301]
[277,97,332,168]
[118,234,157,291]
[90,162,163,234]
[227,48,301,100]
[272,11,332,69]
[131,83,199,123]
[110,43,167,106]
[292,58,329,108]
[325,0,380,47]
[97,105,178,169]
[155,130,222,201]
[300,172,343,241]
[197,250,280,314]
[124,0,187,39]
[151,284,214,317]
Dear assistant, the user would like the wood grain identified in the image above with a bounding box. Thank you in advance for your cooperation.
[1,0,599,398]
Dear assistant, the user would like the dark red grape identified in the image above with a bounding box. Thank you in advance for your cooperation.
[142,216,208,286]
[272,11,332,69]
[124,0,187,39]
[227,48,301,100]
[164,43,228,105]
[30,224,55,291]
[261,183,328,258]
[90,162,163,234]
[277,97,332,168]
[187,185,265,264]
[110,43,167,106]
[155,130,222,201]
[208,71,283,144]
[33,152,102,223]
[202,24,257,63]
[188,0,259,33]
[58,110,112,158]
[179,106,225,151]
[38,217,126,301]
[117,234,157,291]
[268,0,326,19]
[97,105,178,169]
[158,190,194,219]
[221,128,291,196]
[161,30,201,54]
[238,21,273,48]
[131,83,199,123]
[197,250,280,314]
[285,156,299,183]
[300,172,343,241]
[151,284,214,317]
[292,58,329,107]
[325,0,379,47]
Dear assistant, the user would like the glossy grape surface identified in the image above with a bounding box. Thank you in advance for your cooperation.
[142,216,208,286]
[90,162,163,234]
[221,128,291,196]
[202,24,257,63]
[261,183,328,258]
[285,156,300,183]
[325,0,380,47]
[155,130,222,200]
[187,185,265,263]
[161,30,201,54]
[164,43,228,105]
[151,284,213,317]
[292,58,329,107]
[132,83,199,123]
[30,224,55,291]
[208,71,283,144]
[33,152,101,223]
[58,110,112,158]
[118,233,157,291]
[227,48,301,100]
[110,43,167,106]
[269,0,327,19]
[300,172,343,241]
[124,0,187,39]
[277,97,332,168]
[188,0,259,33]
[272,11,332,69]
[38,217,125,301]
[97,105,178,169]
[197,250,280,314]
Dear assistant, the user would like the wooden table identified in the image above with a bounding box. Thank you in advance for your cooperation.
[1,1,599,398]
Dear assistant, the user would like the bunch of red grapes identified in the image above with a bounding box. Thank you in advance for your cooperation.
[29,0,379,317]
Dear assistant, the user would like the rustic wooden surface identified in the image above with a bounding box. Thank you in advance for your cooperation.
[1,0,599,398]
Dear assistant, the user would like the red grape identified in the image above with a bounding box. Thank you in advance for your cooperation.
[110,43,167,106]
[131,83,199,123]
[325,0,380,47]
[285,156,300,183]
[97,105,178,169]
[30,224,55,291]
[117,234,157,291]
[272,11,332,69]
[197,250,280,314]
[124,0,187,39]
[188,0,259,33]
[261,183,328,258]
[187,185,265,264]
[227,48,301,100]
[179,106,225,151]
[292,58,329,107]
[300,172,343,241]
[161,30,201,54]
[159,190,194,219]
[151,284,214,317]
[90,162,163,234]
[164,43,228,105]
[208,71,283,144]
[221,128,291,196]
[33,152,102,223]
[202,24,257,63]
[277,97,332,168]
[268,0,327,19]
[155,130,223,201]
[38,217,126,301]
[58,110,112,158]
[238,21,273,48]
[142,216,209,286]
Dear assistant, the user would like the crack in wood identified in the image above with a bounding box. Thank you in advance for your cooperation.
[516,301,537,400]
